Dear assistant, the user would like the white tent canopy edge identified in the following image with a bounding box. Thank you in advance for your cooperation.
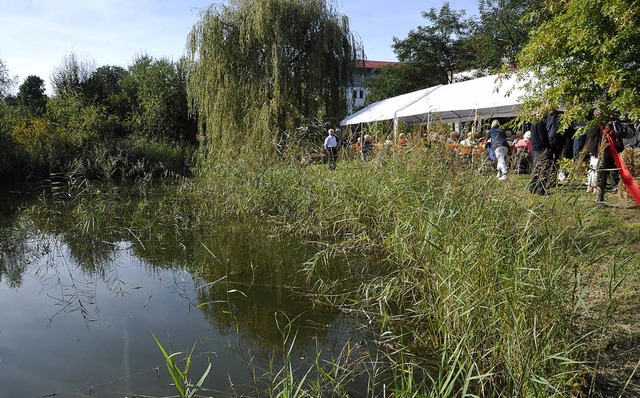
[340,84,442,126]
[395,73,528,125]
[340,73,530,132]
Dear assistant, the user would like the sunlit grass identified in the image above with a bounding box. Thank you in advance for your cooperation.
[21,140,640,396]
[189,142,638,397]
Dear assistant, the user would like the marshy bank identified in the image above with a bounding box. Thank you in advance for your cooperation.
[1,142,639,397]
[189,143,640,397]
[0,181,364,397]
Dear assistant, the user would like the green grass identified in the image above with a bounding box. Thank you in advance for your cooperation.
[187,142,640,397]
[153,334,212,398]
[24,139,640,396]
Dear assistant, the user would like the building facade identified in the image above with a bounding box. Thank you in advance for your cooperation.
[347,60,398,113]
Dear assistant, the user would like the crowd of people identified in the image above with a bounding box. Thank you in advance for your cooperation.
[322,112,640,203]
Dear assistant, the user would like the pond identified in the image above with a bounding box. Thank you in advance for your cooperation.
[0,184,363,397]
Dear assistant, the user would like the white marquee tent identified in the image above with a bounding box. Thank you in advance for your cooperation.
[340,73,530,128]
[340,85,442,126]
[396,74,528,124]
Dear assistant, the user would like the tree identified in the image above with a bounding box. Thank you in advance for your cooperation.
[366,63,434,103]
[84,65,131,135]
[186,0,362,158]
[393,3,476,84]
[515,0,640,126]
[84,65,128,105]
[18,75,47,113]
[0,59,7,97]
[124,55,196,142]
[0,58,17,99]
[470,0,540,71]
[366,3,475,101]
[50,52,96,97]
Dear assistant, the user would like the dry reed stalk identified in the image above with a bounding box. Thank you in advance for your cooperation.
[618,148,640,200]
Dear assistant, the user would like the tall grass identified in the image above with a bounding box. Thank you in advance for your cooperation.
[20,136,634,396]
[190,142,632,396]
[153,335,212,398]
[0,129,195,183]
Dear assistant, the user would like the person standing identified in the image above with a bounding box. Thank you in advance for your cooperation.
[487,120,509,180]
[324,128,338,170]
[528,115,555,195]
[585,123,601,194]
[592,121,624,202]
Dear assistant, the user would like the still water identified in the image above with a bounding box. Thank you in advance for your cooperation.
[0,186,360,397]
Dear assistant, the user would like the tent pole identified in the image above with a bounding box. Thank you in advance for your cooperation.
[361,125,365,161]
[393,117,398,143]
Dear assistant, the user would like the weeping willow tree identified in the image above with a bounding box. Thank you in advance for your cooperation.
[186,0,362,160]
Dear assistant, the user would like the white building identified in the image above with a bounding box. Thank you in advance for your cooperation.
[347,60,398,113]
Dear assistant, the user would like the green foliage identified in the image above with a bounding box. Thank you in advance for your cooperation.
[6,138,637,395]
[83,65,131,135]
[189,142,636,396]
[153,335,212,398]
[18,75,47,114]
[393,4,475,83]
[106,136,195,178]
[0,103,25,181]
[46,96,112,148]
[1,53,196,182]
[83,65,128,104]
[125,55,196,142]
[366,63,440,103]
[367,3,476,100]
[50,52,96,98]
[1,97,193,181]
[186,0,362,160]
[0,57,16,99]
[472,0,540,70]
[516,0,640,127]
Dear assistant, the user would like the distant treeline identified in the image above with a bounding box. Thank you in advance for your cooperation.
[0,54,197,183]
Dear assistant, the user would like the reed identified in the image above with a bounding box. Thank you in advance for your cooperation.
[190,140,636,396]
[153,335,212,398]
[22,136,636,396]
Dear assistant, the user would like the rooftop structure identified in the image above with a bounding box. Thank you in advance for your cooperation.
[347,59,399,112]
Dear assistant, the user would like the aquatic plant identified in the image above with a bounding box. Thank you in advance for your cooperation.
[153,335,212,398]
[14,132,638,396]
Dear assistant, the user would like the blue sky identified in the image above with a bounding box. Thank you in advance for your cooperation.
[0,0,479,94]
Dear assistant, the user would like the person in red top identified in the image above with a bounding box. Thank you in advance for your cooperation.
[397,133,407,147]
[514,131,533,154]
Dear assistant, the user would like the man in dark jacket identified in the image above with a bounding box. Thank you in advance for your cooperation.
[528,116,556,195]
[545,110,560,151]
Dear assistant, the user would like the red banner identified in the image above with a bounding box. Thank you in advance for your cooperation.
[606,133,640,206]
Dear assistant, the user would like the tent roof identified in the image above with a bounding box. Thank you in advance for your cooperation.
[340,85,441,126]
[340,74,530,127]
[396,74,528,124]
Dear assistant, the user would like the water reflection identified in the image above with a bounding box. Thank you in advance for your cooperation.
[0,186,358,397]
